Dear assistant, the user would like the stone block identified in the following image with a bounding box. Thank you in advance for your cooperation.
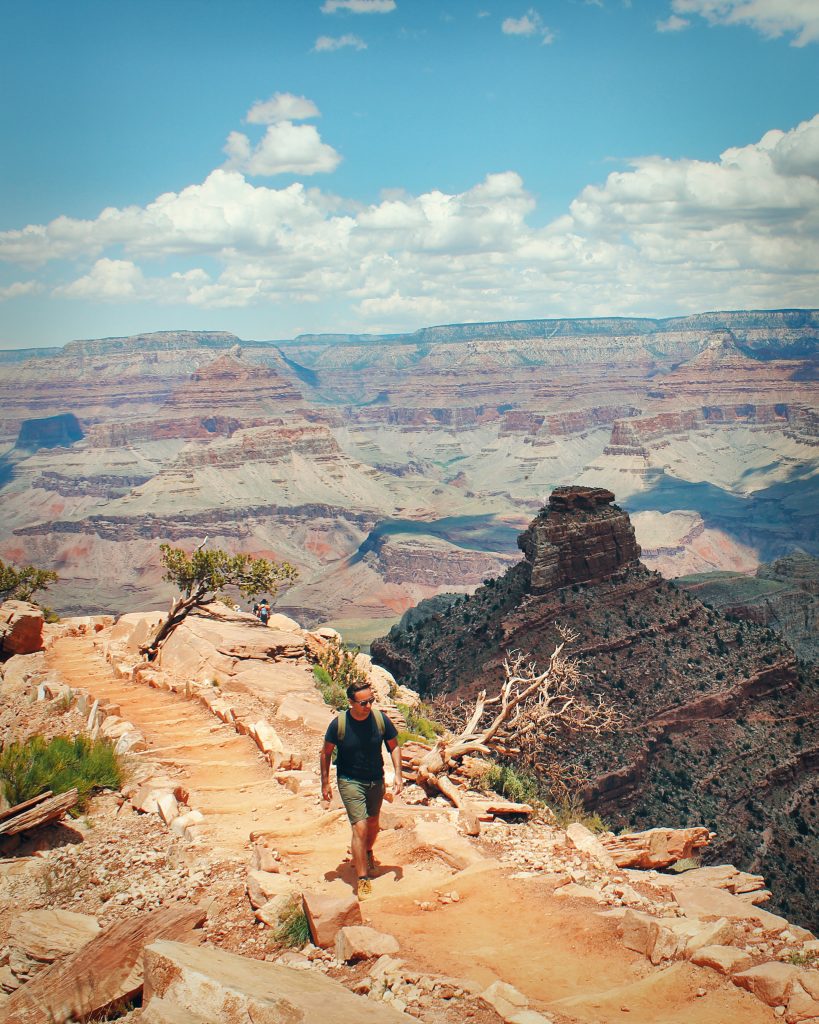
[0,601,44,655]
[335,926,399,963]
[246,870,291,910]
[733,962,801,1007]
[481,980,529,1020]
[141,939,407,1023]
[302,890,362,948]
[690,945,754,975]
[565,822,618,870]
[156,793,180,825]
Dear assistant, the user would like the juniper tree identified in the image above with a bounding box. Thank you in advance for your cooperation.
[142,542,298,659]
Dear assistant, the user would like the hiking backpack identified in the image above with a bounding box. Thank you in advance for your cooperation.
[336,708,386,744]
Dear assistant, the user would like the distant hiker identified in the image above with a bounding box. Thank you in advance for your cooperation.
[257,598,270,625]
[320,681,402,900]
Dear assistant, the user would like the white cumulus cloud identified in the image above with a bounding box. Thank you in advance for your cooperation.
[246,93,320,124]
[321,0,395,12]
[657,14,690,31]
[314,33,368,51]
[669,0,819,45]
[1,116,818,325]
[0,280,41,301]
[501,9,554,43]
[221,94,341,177]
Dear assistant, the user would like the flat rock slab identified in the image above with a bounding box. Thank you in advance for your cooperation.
[141,939,409,1023]
[11,908,100,972]
[2,905,205,1024]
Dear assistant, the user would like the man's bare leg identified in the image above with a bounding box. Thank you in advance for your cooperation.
[351,819,368,878]
[366,814,380,865]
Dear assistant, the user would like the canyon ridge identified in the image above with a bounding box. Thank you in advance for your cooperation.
[0,309,816,642]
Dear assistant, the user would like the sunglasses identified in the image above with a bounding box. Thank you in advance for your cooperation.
[354,697,375,706]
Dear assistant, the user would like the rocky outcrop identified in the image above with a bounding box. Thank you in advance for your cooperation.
[373,488,818,933]
[517,487,641,593]
[0,601,44,656]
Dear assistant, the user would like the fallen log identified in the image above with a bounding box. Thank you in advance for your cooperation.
[0,789,78,837]
[2,904,205,1024]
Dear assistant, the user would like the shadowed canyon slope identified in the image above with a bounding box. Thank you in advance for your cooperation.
[0,312,816,639]
[372,487,819,933]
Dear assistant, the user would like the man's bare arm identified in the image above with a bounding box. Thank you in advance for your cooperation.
[386,737,403,795]
[320,740,335,803]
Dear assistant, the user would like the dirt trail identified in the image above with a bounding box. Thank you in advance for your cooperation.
[47,635,315,859]
[45,634,778,1024]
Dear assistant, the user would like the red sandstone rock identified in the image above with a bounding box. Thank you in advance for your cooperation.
[0,601,44,655]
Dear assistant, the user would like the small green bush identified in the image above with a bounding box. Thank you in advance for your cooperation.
[273,895,311,947]
[313,665,347,710]
[481,763,541,806]
[785,950,819,967]
[552,795,609,834]
[396,702,444,743]
[0,734,123,810]
[313,639,369,710]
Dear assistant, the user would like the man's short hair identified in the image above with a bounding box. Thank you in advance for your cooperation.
[346,680,372,700]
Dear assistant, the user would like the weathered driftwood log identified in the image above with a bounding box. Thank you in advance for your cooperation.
[0,789,78,837]
[408,642,618,835]
[598,826,714,869]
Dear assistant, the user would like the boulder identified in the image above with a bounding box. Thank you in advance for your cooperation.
[481,980,530,1020]
[9,909,101,984]
[565,822,618,870]
[302,890,362,948]
[335,926,399,963]
[411,819,485,870]
[599,826,712,868]
[0,601,44,656]
[246,869,291,910]
[690,945,753,975]
[2,905,204,1024]
[254,894,295,929]
[733,962,801,1007]
[266,613,303,632]
[276,693,334,734]
[141,939,408,1023]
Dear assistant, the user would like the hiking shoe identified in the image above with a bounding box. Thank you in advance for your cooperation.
[357,876,372,901]
[366,850,378,873]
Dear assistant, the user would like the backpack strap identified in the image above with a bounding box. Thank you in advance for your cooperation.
[336,708,385,745]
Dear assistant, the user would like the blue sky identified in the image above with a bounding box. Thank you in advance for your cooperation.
[1,0,817,348]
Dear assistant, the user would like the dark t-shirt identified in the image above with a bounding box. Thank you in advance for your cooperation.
[324,711,398,782]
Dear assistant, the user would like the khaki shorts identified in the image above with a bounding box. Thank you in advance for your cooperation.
[337,776,385,825]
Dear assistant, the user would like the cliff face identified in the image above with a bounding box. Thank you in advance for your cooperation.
[372,487,819,933]
[0,313,816,629]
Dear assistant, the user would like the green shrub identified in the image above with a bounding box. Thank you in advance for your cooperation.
[273,895,311,948]
[481,763,541,806]
[313,639,369,710]
[785,949,819,967]
[313,665,347,710]
[0,734,123,811]
[395,702,444,743]
[552,795,609,833]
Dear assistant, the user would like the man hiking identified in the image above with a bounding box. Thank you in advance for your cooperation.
[321,680,403,900]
